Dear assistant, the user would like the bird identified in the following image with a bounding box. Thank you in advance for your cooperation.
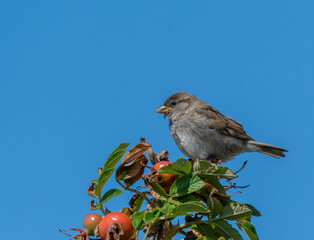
[156,92,287,162]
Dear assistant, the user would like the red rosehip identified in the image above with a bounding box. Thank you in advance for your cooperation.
[153,161,176,192]
[99,212,133,240]
[82,213,103,236]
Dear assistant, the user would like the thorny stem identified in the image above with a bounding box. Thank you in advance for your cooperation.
[116,179,155,208]
[144,223,153,240]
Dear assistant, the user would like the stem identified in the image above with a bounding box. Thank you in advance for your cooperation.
[116,180,155,208]
[144,223,153,240]
[235,160,248,174]
[98,195,107,215]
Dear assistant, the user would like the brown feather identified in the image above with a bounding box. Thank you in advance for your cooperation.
[195,104,253,141]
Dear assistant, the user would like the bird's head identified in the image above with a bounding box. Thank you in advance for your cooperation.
[156,92,195,119]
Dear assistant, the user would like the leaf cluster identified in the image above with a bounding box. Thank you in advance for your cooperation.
[81,139,261,240]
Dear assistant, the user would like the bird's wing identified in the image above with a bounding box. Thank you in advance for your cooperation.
[195,105,253,141]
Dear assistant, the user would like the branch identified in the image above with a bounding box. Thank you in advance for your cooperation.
[116,179,155,208]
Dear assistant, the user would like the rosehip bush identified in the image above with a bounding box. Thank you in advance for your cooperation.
[60,138,261,240]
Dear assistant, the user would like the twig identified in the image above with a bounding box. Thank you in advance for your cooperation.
[235,161,247,174]
[116,180,155,208]
[224,182,250,191]
[225,191,242,197]
[144,223,153,240]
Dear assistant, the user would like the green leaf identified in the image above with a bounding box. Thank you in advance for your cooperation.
[102,142,129,175]
[131,212,145,230]
[98,168,115,183]
[114,142,130,152]
[95,168,115,196]
[129,194,144,212]
[192,223,217,239]
[99,188,123,204]
[131,211,144,220]
[213,220,243,240]
[170,174,205,197]
[207,196,223,218]
[218,202,252,220]
[200,165,237,180]
[107,142,129,164]
[172,158,192,174]
[205,175,226,194]
[159,202,176,217]
[144,210,160,223]
[170,202,209,216]
[244,204,261,217]
[132,218,144,230]
[159,158,191,175]
[237,220,259,240]
[147,181,168,200]
[172,194,200,205]
[103,149,127,171]
[193,159,212,173]
[96,143,128,193]
[164,225,181,240]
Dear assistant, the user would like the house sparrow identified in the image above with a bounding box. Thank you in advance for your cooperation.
[156,92,287,162]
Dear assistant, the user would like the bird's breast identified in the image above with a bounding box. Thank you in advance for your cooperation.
[169,119,215,160]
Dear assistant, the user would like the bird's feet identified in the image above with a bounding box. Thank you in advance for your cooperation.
[207,155,223,166]
[212,159,222,166]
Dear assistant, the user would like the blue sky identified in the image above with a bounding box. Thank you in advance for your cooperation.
[1,1,313,239]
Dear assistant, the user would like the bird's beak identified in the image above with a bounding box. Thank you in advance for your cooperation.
[155,105,172,114]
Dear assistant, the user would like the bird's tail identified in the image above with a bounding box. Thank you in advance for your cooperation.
[248,141,288,158]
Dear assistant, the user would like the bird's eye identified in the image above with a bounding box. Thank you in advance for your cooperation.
[171,101,178,106]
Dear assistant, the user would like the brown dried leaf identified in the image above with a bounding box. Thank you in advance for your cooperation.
[90,200,98,210]
[121,142,151,165]
[94,223,100,238]
[155,150,169,162]
[87,182,96,197]
[140,138,156,164]
[186,229,200,239]
[124,155,148,186]
[120,207,133,217]
[144,178,162,200]
[129,194,140,209]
